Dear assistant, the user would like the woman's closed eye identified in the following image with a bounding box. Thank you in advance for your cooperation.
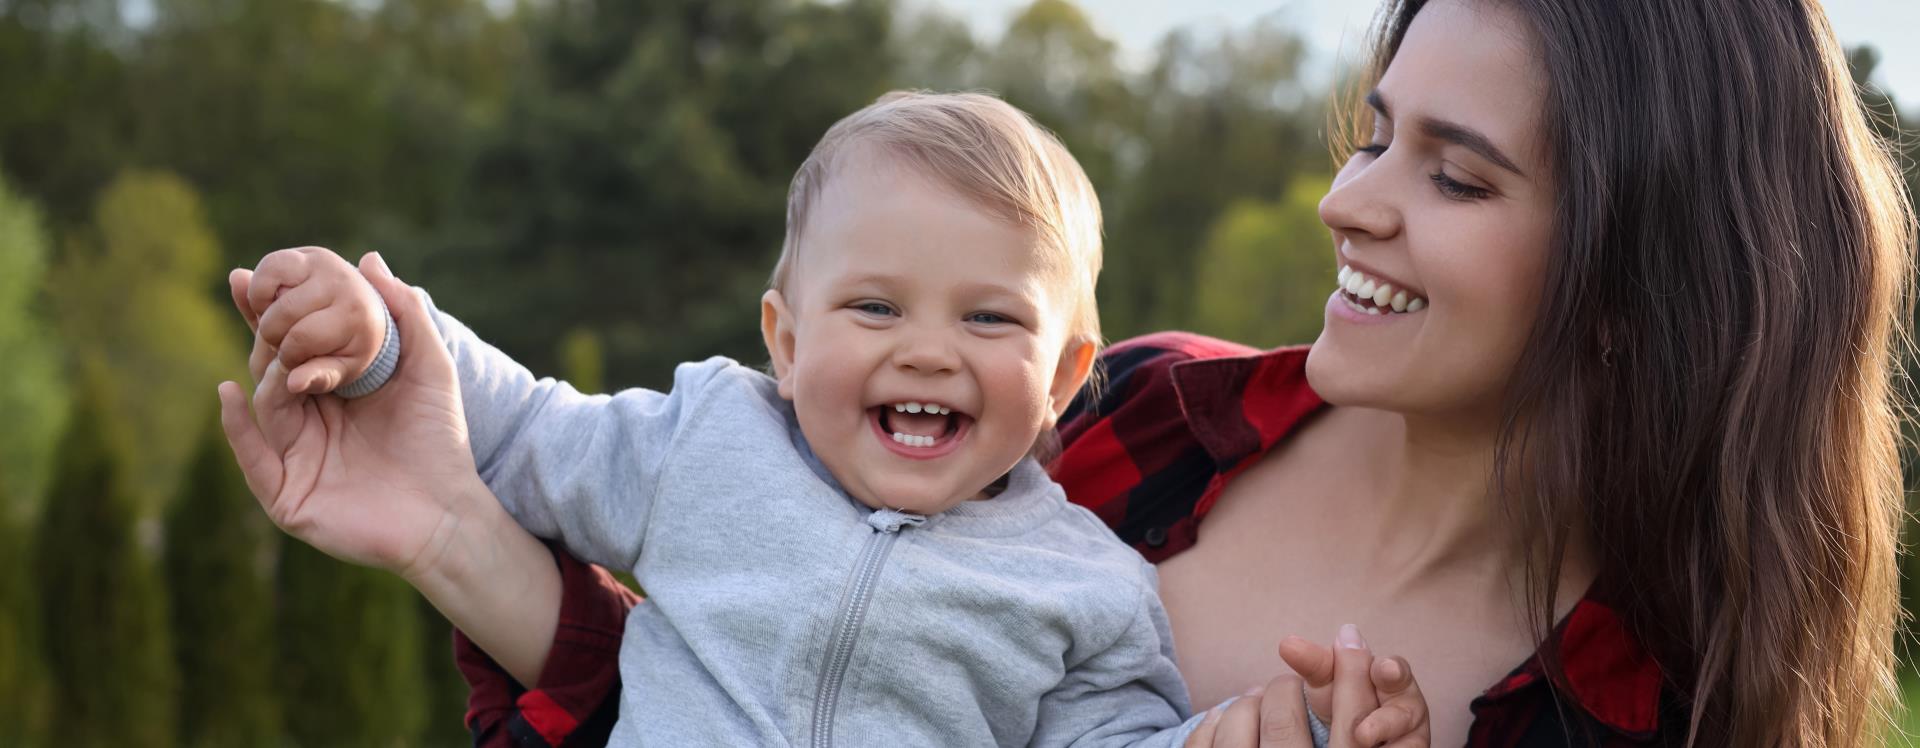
[1430,170,1492,201]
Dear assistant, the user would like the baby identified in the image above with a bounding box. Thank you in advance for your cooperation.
[231,92,1401,746]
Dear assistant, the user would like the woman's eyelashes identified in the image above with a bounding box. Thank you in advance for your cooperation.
[1430,170,1492,201]
[1352,142,1494,201]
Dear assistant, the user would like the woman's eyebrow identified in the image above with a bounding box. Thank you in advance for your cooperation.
[1367,88,1528,178]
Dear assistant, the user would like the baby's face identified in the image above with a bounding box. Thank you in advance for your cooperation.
[763,154,1089,515]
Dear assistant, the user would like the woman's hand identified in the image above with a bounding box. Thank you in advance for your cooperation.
[1184,625,1432,748]
[219,252,482,579]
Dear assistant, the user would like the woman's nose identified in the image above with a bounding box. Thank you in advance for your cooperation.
[1318,156,1403,245]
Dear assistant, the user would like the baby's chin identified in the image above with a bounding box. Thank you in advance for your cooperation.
[846,485,990,516]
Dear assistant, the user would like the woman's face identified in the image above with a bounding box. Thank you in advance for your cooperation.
[1306,0,1558,424]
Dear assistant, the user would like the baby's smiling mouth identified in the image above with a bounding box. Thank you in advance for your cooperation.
[873,401,967,448]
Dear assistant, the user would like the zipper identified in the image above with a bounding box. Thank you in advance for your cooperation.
[809,509,922,748]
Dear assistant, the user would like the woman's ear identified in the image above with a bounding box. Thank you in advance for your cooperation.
[761,289,798,400]
[1046,337,1098,422]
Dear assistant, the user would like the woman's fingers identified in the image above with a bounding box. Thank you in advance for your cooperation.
[1255,674,1315,748]
[1185,703,1226,747]
[1355,656,1430,747]
[1278,635,1335,721]
[1329,624,1380,747]
[360,252,450,384]
[217,380,282,507]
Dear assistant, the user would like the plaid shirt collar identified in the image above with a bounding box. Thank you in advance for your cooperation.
[1154,339,1664,741]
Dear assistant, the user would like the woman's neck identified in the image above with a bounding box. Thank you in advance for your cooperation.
[1342,406,1512,584]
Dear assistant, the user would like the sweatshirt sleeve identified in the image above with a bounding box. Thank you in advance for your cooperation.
[422,289,730,571]
[1028,565,1198,748]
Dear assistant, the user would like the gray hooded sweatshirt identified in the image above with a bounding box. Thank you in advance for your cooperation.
[414,299,1204,747]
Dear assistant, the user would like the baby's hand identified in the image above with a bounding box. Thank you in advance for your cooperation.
[1280,629,1431,747]
[233,247,391,395]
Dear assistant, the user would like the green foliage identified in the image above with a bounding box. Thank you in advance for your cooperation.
[559,327,607,394]
[0,168,67,523]
[35,392,179,748]
[49,170,243,514]
[416,599,473,748]
[420,0,896,390]
[165,415,280,748]
[0,519,52,748]
[1190,175,1336,349]
[275,540,427,748]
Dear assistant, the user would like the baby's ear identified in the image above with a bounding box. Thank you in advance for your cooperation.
[1046,336,1098,422]
[760,289,798,400]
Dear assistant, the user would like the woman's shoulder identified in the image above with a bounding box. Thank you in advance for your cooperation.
[1052,332,1321,560]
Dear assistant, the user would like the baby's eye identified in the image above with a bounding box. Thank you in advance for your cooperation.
[966,312,1011,325]
[854,301,897,317]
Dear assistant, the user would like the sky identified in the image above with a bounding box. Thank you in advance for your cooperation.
[929,0,1920,107]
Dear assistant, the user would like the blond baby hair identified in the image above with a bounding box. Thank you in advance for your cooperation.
[770,90,1103,347]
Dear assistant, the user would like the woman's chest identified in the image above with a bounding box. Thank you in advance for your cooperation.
[1152,457,1538,746]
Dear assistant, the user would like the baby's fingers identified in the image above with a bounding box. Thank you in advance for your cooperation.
[276,307,370,394]
[1354,657,1430,747]
[229,268,260,332]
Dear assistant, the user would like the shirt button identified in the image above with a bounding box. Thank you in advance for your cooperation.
[1143,526,1168,548]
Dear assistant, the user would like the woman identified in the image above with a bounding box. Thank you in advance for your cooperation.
[223,0,1910,744]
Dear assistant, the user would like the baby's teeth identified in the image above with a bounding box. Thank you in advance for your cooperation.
[1406,298,1425,313]
[935,406,949,415]
[893,403,907,412]
[1344,271,1365,294]
[1390,291,1408,312]
[905,402,923,414]
[1372,283,1393,307]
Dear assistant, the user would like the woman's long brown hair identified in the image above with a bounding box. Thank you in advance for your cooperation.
[1346,1,1915,744]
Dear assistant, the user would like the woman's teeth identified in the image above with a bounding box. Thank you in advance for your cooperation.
[1337,265,1426,315]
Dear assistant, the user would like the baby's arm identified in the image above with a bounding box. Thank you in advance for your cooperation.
[1030,570,1203,748]
[242,247,725,571]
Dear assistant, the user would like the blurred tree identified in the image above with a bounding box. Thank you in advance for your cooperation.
[1189,175,1334,349]
[559,327,607,394]
[132,0,523,266]
[48,170,244,514]
[165,414,281,748]
[0,507,52,747]
[1103,18,1321,338]
[416,600,471,748]
[0,1,135,236]
[36,391,180,748]
[421,0,896,390]
[275,541,427,748]
[984,0,1140,194]
[0,169,67,522]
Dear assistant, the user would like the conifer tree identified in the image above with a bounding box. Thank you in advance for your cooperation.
[276,540,427,747]
[165,414,280,747]
[35,393,179,747]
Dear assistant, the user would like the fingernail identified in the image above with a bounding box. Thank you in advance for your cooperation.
[1380,657,1404,682]
[370,252,394,279]
[1337,623,1367,650]
[1244,685,1266,697]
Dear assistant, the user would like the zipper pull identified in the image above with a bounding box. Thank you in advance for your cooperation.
[865,508,926,533]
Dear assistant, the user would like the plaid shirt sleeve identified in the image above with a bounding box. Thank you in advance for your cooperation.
[453,543,638,748]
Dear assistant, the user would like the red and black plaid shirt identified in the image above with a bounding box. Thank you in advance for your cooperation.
[453,332,1673,747]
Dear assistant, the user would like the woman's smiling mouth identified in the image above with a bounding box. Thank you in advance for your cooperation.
[1338,264,1428,315]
